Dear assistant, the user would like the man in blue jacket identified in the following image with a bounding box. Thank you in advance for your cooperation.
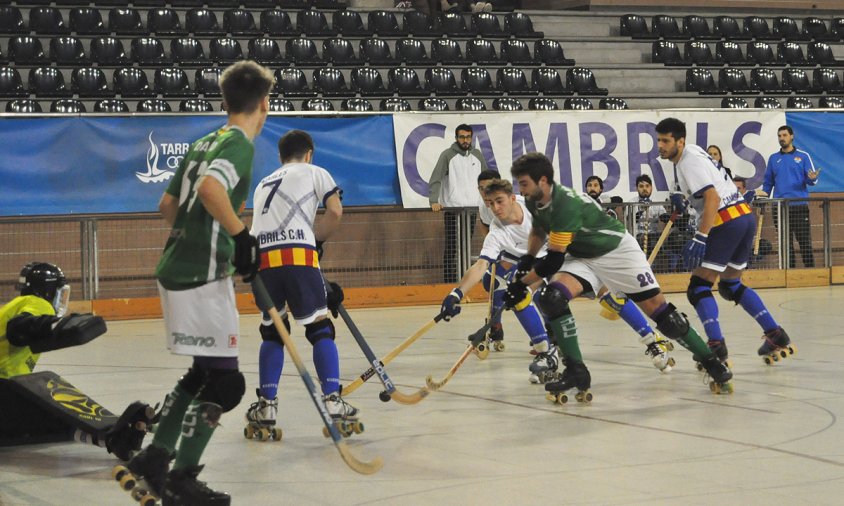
[760,125,820,268]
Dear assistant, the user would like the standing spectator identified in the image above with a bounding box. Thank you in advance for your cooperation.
[632,175,667,268]
[429,124,490,282]
[759,125,819,268]
[585,175,622,219]
[707,145,733,179]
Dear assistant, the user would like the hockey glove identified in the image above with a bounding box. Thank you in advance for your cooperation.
[683,232,708,270]
[233,228,260,282]
[669,193,688,215]
[503,279,529,310]
[325,281,344,318]
[441,288,463,321]
[514,254,535,282]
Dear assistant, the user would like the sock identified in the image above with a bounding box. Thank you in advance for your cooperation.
[691,285,724,342]
[721,279,779,332]
[259,340,284,399]
[151,384,194,453]
[313,338,340,396]
[549,313,582,363]
[491,289,505,325]
[515,303,549,346]
[173,401,217,470]
[618,299,653,339]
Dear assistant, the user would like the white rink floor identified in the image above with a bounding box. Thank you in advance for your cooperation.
[2,286,844,506]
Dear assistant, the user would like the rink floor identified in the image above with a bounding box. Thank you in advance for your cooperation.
[1,286,843,506]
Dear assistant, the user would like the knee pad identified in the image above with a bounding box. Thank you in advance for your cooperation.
[686,275,714,307]
[177,366,206,397]
[482,271,492,293]
[259,316,289,345]
[536,281,572,321]
[197,369,245,413]
[305,318,335,345]
[653,303,690,339]
[717,279,746,305]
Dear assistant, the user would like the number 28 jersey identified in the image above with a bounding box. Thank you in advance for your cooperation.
[250,162,341,251]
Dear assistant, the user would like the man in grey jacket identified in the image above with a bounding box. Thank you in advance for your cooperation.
[429,124,491,282]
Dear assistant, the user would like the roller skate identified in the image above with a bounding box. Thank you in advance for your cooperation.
[544,360,592,405]
[106,401,156,462]
[758,327,797,365]
[695,339,731,371]
[112,443,172,506]
[161,464,230,506]
[488,323,505,352]
[321,392,363,438]
[640,332,675,373]
[698,354,734,394]
[244,389,282,442]
[529,344,559,384]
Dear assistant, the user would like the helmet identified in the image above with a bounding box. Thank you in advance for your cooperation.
[16,262,70,316]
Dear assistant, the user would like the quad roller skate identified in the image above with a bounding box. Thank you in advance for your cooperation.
[106,401,157,462]
[112,444,172,506]
[321,393,363,438]
[696,339,732,371]
[758,327,797,365]
[244,389,282,442]
[697,354,734,394]
[529,345,560,384]
[488,323,505,352]
[641,332,675,373]
[162,464,230,506]
[544,360,592,405]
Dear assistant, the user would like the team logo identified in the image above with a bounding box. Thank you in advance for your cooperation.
[47,376,108,422]
[794,156,802,162]
[135,131,185,183]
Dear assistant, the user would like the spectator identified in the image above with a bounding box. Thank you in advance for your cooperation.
[706,145,733,179]
[585,175,622,219]
[632,175,667,268]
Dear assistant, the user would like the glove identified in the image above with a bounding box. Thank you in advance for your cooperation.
[669,193,687,214]
[514,254,535,282]
[503,279,528,310]
[440,288,463,321]
[232,228,260,282]
[325,281,344,318]
[742,190,756,206]
[682,232,708,270]
[315,240,325,260]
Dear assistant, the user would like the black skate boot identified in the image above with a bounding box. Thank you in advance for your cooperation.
[758,327,797,365]
[162,464,230,506]
[106,401,155,461]
[698,354,734,394]
[112,443,173,504]
[696,339,730,371]
[544,360,592,404]
[489,322,505,352]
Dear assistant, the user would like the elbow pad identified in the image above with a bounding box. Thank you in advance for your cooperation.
[534,250,566,278]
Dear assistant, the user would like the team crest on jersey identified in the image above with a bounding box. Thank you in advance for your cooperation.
[228,335,237,348]
[135,131,181,184]
[794,156,802,162]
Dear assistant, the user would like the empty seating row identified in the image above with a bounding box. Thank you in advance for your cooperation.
[0,65,609,98]
[720,96,844,109]
[0,35,574,67]
[0,7,540,39]
[685,67,844,95]
[622,14,844,43]
[653,40,844,67]
[4,1,331,8]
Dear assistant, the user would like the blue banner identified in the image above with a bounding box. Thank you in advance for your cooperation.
[0,115,398,216]
[785,111,844,193]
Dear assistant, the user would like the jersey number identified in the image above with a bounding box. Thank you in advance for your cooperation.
[260,178,283,215]
[183,160,208,213]
[637,272,655,288]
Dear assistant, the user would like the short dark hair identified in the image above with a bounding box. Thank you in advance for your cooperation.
[219,61,274,114]
[732,176,747,184]
[278,129,314,163]
[477,169,499,183]
[511,152,554,185]
[635,174,653,186]
[455,124,473,136]
[655,118,686,140]
[778,125,793,135]
[585,175,604,190]
[483,179,514,196]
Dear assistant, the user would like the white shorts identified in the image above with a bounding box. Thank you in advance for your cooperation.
[561,233,661,300]
[158,278,240,358]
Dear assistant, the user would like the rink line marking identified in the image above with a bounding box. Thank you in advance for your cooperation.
[677,397,779,413]
[442,391,844,469]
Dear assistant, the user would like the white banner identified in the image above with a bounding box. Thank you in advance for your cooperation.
[393,110,786,209]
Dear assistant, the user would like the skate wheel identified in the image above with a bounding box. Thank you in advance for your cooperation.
[272,427,283,441]
[131,488,148,501]
[664,341,675,352]
[257,428,270,441]
[118,473,136,491]
[557,393,569,405]
[244,425,255,439]
[778,349,788,359]
[788,344,797,355]
[763,356,773,365]
[576,391,592,403]
[696,362,704,372]
[138,493,157,506]
[112,465,128,481]
[771,353,780,362]
[353,421,364,434]
[378,391,391,402]
[545,392,556,402]
[666,357,676,368]
[493,341,505,352]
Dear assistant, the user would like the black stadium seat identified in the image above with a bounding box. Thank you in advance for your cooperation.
[461,67,499,95]
[505,12,542,38]
[714,16,751,41]
[368,10,405,36]
[9,36,47,65]
[652,41,685,66]
[114,67,154,97]
[333,10,370,36]
[51,36,88,65]
[313,67,353,97]
[535,39,575,66]
[808,42,844,66]
[751,68,787,94]
[323,38,358,66]
[746,42,783,67]
[456,97,486,111]
[351,67,388,96]
[426,67,461,96]
[95,99,130,113]
[682,15,719,41]
[493,97,523,111]
[381,98,411,112]
[91,36,129,65]
[528,97,558,110]
[721,97,749,109]
[467,39,499,65]
[72,67,110,97]
[195,67,222,97]
[226,9,260,36]
[620,14,655,40]
[813,67,844,93]
[802,17,838,42]
[302,98,334,112]
[432,39,464,65]
[497,67,531,95]
[744,16,779,41]
[686,68,724,94]
[777,42,810,66]
[137,98,171,112]
[275,68,315,97]
[439,12,473,37]
[773,16,806,41]
[652,15,686,40]
[297,9,334,36]
[396,38,429,65]
[132,37,168,65]
[564,97,593,110]
[755,96,781,109]
[52,99,86,113]
[389,67,427,96]
[716,41,747,66]
[418,97,449,111]
[567,67,608,95]
[782,68,819,93]
[7,99,42,113]
[0,7,28,34]
[109,8,145,35]
[148,8,185,36]
[403,10,440,37]
[172,38,209,66]
[360,38,394,65]
[341,98,373,112]
[532,68,570,96]
[787,96,813,109]
[69,8,107,35]
[287,38,321,66]
[248,38,282,65]
[599,97,629,110]
[30,7,68,35]
[180,99,213,112]
[684,41,720,65]
[29,67,71,97]
[0,68,27,97]
[261,9,296,36]
[501,39,534,65]
[269,98,295,112]
[186,9,222,36]
[819,96,844,108]
[720,68,757,94]
[211,38,243,64]
[155,68,196,97]
[473,13,505,38]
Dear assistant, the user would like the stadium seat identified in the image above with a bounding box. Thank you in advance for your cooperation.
[323,38,358,66]
[0,68,26,97]
[813,67,844,93]
[195,67,222,97]
[340,98,373,112]
[172,0,204,7]
[777,42,810,66]
[431,39,464,65]
[133,0,168,6]
[333,10,370,36]
[287,38,321,66]
[72,67,110,97]
[396,38,429,65]
[567,67,608,95]
[6,99,42,113]
[456,97,486,111]
[684,41,720,65]
[180,99,213,112]
[155,68,195,97]
[314,68,353,97]
[808,42,844,66]
[172,38,208,66]
[51,36,88,65]
[225,9,260,36]
[501,39,534,65]
[109,8,145,35]
[380,98,411,112]
[0,7,28,34]
[0,45,7,65]
[819,96,844,108]
[619,14,656,39]
[713,16,751,41]
[425,67,461,96]
[652,15,686,40]
[744,16,779,41]
[564,97,593,110]
[368,10,405,36]
[746,42,784,67]
[462,67,499,95]
[721,97,749,109]
[782,68,819,93]
[51,99,86,113]
[682,15,719,41]
[137,98,172,112]
[148,8,185,36]
[505,12,542,38]
[532,68,570,96]
[360,38,394,65]
[599,97,629,110]
[418,97,449,111]
[403,10,440,37]
[30,7,68,35]
[720,68,758,94]
[261,9,296,36]
[185,9,223,36]
[9,36,47,65]
[69,8,107,35]
[351,67,387,96]
[297,9,334,36]
[467,39,499,65]
[751,68,787,94]
[492,97,522,111]
[389,67,427,96]
[773,16,806,41]
[473,13,505,38]
[652,41,685,66]
[496,67,531,95]
[91,37,129,65]
[802,17,838,42]
[211,38,244,64]
[275,68,315,97]
[302,98,334,111]
[247,38,282,65]
[528,97,559,110]
[439,12,473,37]
[269,98,295,112]
[94,99,129,113]
[787,96,813,109]
[686,68,724,94]
[132,37,168,65]
[716,41,747,66]
[535,39,575,66]
[114,67,154,97]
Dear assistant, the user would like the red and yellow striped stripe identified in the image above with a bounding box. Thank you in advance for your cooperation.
[713,202,752,227]
[259,247,320,270]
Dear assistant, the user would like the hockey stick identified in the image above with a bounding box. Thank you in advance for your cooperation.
[753,206,764,256]
[341,312,445,397]
[426,306,505,391]
[251,277,383,475]
[473,261,497,360]
[647,210,679,265]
